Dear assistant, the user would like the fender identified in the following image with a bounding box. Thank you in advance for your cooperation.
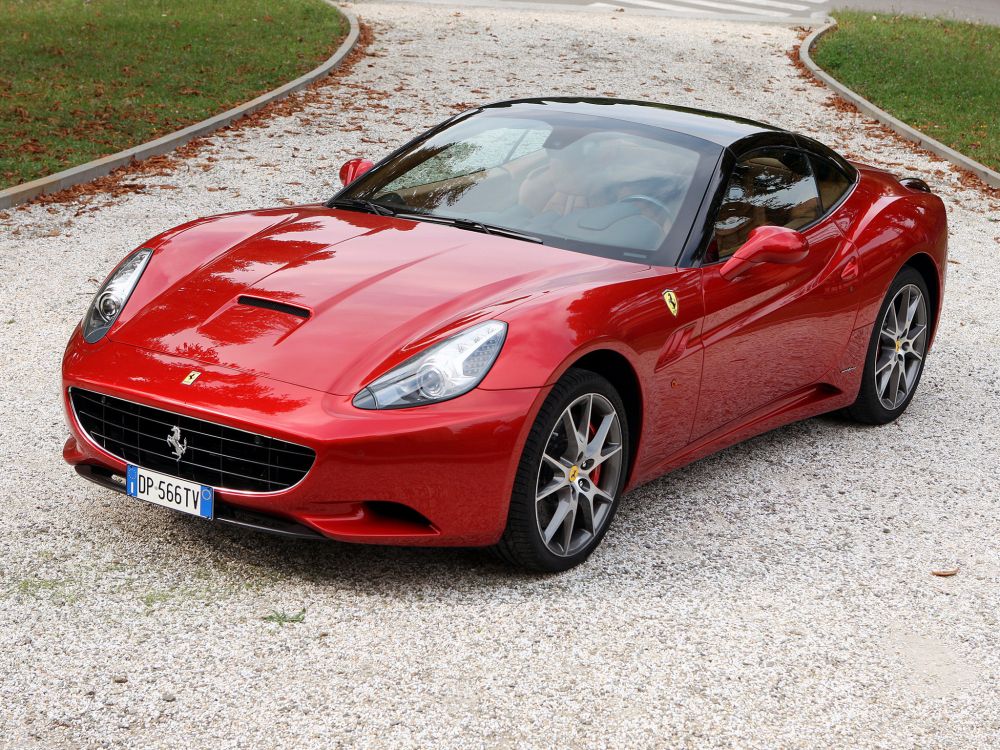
[848,169,947,333]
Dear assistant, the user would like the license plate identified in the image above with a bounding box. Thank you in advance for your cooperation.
[125,464,214,520]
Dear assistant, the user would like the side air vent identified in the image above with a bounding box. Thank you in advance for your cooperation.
[237,295,311,319]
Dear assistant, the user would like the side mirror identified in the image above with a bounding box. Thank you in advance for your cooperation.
[719,225,809,281]
[339,158,374,186]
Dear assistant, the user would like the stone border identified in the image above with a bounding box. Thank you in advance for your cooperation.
[0,3,360,209]
[801,21,1000,188]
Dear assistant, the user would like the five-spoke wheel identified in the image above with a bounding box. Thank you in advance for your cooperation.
[535,392,624,557]
[875,283,928,410]
[845,265,932,424]
[497,369,629,572]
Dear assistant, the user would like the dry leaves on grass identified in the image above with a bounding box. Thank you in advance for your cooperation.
[12,23,374,213]
[790,39,1000,202]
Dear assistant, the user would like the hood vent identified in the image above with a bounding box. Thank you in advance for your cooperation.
[237,295,311,319]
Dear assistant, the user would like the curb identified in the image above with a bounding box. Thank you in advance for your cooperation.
[0,3,360,210]
[801,21,1000,189]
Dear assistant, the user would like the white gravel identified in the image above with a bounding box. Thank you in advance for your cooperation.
[2,3,999,748]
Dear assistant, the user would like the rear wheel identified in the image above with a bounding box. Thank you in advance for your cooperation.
[844,266,931,424]
[495,369,629,572]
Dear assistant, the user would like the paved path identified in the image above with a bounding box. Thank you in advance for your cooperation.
[592,0,830,20]
[403,0,834,22]
[407,0,1000,24]
[535,0,830,21]
[838,0,1000,24]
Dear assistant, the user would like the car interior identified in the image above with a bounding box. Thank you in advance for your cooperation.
[374,128,702,254]
[710,152,821,259]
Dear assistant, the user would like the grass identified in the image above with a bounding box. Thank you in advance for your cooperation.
[142,590,174,608]
[263,607,306,626]
[0,0,347,189]
[15,576,78,604]
[813,11,1000,171]
[18,577,63,597]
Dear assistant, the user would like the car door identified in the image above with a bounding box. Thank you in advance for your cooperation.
[691,145,859,439]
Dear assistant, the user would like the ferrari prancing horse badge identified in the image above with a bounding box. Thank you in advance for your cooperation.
[662,290,679,317]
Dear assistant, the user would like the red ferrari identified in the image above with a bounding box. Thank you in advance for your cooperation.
[62,98,947,571]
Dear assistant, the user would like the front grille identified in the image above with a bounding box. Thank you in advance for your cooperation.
[70,388,315,492]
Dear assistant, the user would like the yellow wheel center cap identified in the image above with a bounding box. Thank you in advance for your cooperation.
[568,465,580,483]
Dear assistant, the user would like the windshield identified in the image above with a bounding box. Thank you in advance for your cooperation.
[336,106,722,264]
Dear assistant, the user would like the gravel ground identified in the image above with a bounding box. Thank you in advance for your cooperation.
[1,3,999,748]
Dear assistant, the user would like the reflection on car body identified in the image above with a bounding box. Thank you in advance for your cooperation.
[62,98,948,571]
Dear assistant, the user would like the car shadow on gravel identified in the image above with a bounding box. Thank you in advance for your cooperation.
[135,413,862,594]
[177,515,536,587]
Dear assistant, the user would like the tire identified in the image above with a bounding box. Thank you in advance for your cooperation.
[495,368,630,572]
[844,265,932,425]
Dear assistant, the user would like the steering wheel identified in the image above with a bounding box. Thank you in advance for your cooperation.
[621,194,674,219]
[376,191,408,207]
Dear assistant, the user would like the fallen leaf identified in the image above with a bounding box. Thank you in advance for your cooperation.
[931,567,960,577]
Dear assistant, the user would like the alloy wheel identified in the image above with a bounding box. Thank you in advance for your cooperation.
[875,283,928,410]
[534,393,624,557]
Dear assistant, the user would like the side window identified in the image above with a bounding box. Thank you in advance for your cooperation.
[709,148,821,261]
[811,155,853,212]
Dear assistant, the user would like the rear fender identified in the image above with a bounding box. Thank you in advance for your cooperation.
[847,175,947,339]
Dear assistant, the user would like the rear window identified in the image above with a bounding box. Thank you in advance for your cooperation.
[811,155,853,212]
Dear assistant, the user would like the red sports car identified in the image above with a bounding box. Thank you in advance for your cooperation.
[62,98,947,571]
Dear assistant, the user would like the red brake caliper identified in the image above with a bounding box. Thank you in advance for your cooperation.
[587,422,601,485]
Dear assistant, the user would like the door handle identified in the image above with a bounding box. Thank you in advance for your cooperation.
[841,258,859,282]
[656,324,695,369]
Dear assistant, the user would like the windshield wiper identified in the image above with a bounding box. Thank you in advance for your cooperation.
[328,198,397,216]
[392,212,543,244]
[329,200,543,244]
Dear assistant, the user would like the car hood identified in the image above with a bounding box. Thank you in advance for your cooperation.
[113,207,640,395]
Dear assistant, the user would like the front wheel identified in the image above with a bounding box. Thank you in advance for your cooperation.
[844,266,931,424]
[495,369,629,572]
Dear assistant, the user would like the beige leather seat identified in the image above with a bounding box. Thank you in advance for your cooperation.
[715,157,820,255]
[517,134,691,218]
[517,136,622,216]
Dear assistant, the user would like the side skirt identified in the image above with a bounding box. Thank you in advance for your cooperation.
[627,383,854,489]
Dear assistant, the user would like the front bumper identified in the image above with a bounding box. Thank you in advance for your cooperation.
[62,337,545,546]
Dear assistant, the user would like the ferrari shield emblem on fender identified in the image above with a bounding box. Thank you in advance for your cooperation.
[181,370,201,386]
[662,290,679,317]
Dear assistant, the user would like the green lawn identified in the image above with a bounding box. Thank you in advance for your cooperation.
[814,11,1000,171]
[0,0,346,190]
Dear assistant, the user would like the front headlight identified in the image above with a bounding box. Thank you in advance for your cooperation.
[353,320,507,409]
[82,248,153,343]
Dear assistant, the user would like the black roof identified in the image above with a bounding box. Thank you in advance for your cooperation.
[479,97,786,148]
